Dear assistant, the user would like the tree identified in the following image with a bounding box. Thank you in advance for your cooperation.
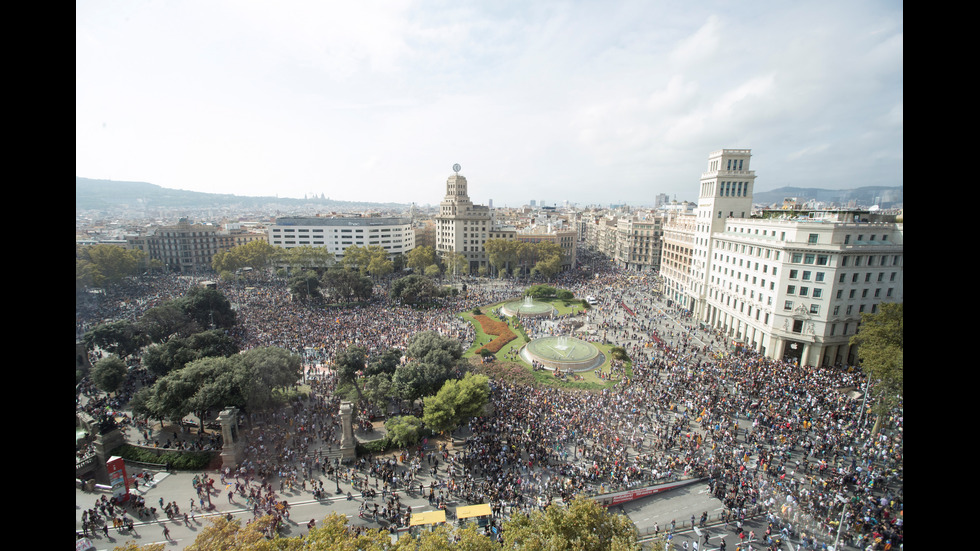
[850,302,904,430]
[135,347,301,429]
[177,286,237,329]
[236,347,304,410]
[335,346,368,402]
[83,320,145,359]
[485,239,518,278]
[289,269,322,301]
[503,496,640,551]
[77,243,145,287]
[276,245,336,273]
[394,522,497,551]
[405,245,437,273]
[385,415,423,448]
[322,268,373,303]
[138,302,200,343]
[364,348,402,377]
[390,274,442,305]
[212,240,277,273]
[423,373,489,436]
[142,329,239,377]
[406,331,463,368]
[185,514,279,551]
[91,355,129,395]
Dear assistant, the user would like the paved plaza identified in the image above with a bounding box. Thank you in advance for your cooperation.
[76,265,901,550]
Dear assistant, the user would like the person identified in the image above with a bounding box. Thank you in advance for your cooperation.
[162,523,171,541]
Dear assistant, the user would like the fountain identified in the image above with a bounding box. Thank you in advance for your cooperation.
[500,296,556,317]
[520,334,603,372]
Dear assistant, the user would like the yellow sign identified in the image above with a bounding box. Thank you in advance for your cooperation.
[409,510,447,526]
[456,504,492,519]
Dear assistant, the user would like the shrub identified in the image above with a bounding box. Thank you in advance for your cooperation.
[112,444,215,470]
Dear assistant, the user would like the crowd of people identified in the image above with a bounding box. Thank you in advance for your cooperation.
[75,257,901,549]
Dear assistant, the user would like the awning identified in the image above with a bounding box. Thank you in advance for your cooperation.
[456,503,492,519]
[409,510,447,526]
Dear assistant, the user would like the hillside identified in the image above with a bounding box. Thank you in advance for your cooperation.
[75,178,408,211]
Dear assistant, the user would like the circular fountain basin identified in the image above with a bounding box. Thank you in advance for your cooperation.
[500,297,556,317]
[520,335,604,372]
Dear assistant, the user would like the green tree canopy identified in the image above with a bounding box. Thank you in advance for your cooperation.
[91,354,129,395]
[211,240,277,273]
[134,347,301,428]
[423,373,489,436]
[851,302,904,418]
[405,245,437,273]
[137,302,201,343]
[142,329,240,377]
[390,274,443,304]
[385,415,423,448]
[503,496,640,551]
[289,269,322,301]
[276,245,336,272]
[83,320,146,359]
[322,268,374,303]
[76,243,146,288]
[176,286,237,330]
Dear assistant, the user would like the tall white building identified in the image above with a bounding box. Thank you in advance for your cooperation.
[268,216,415,260]
[435,168,494,273]
[661,149,904,367]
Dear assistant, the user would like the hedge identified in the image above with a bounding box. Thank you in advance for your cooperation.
[112,444,215,470]
[473,315,517,354]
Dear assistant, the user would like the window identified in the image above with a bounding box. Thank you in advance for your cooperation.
[810,304,819,314]
[792,253,803,263]
[802,271,811,280]
[808,233,818,244]
[787,285,796,294]
[784,301,793,310]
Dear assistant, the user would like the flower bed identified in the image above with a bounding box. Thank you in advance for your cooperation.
[474,315,517,354]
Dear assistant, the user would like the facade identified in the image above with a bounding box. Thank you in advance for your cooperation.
[267,216,415,260]
[660,211,697,307]
[614,215,663,273]
[515,227,578,272]
[127,218,234,274]
[660,149,904,367]
[435,170,495,273]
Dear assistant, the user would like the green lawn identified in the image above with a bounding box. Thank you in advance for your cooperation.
[460,301,629,391]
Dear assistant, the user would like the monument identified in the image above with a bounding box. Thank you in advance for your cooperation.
[339,401,356,460]
[218,407,243,469]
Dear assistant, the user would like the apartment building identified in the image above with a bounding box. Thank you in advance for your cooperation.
[660,149,903,367]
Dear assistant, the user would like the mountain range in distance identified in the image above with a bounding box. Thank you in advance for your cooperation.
[76,177,902,212]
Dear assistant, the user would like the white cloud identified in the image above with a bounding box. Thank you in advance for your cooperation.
[76,0,903,206]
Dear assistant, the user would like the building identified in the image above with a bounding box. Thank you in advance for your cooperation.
[660,149,904,367]
[614,214,663,273]
[267,216,415,260]
[126,218,234,274]
[435,168,495,273]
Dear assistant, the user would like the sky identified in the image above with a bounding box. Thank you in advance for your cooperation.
[76,0,903,208]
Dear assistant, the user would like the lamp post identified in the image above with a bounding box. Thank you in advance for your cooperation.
[832,494,848,551]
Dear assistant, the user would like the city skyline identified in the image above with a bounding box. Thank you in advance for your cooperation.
[76,1,902,208]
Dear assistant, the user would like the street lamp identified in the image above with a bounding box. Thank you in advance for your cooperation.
[832,494,848,551]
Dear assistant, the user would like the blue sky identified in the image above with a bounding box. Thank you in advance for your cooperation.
[76,0,902,207]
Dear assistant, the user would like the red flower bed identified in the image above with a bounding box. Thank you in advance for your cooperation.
[474,315,517,354]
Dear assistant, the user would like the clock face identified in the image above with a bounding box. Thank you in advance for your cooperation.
[453,163,461,173]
